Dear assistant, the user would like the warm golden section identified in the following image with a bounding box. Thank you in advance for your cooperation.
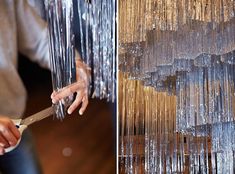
[118,71,176,135]
[119,0,235,43]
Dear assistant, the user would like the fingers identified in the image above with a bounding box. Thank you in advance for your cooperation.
[1,129,17,146]
[0,118,21,154]
[67,92,83,115]
[0,121,19,146]
[0,134,9,148]
[51,60,91,115]
[67,90,88,115]
[52,87,89,115]
[0,147,5,155]
[51,82,85,104]
[79,95,89,115]
[51,91,56,99]
[8,121,20,139]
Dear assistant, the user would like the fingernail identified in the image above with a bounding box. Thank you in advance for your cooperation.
[68,110,71,115]
[79,111,83,115]
[52,99,56,104]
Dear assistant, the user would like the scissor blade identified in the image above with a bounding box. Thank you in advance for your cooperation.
[21,107,54,126]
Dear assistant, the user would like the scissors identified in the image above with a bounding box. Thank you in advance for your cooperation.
[5,106,54,153]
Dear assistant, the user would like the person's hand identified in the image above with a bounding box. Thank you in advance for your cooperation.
[51,58,91,115]
[0,117,21,155]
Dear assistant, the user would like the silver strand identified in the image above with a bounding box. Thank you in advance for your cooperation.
[45,0,76,119]
[78,0,116,102]
[119,0,235,173]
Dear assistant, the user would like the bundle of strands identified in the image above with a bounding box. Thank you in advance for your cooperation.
[77,0,116,102]
[45,0,116,119]
[119,0,235,173]
[45,0,76,119]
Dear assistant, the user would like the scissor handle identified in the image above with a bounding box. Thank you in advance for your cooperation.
[4,119,27,153]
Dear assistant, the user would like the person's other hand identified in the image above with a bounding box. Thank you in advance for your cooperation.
[0,117,21,155]
[51,58,91,115]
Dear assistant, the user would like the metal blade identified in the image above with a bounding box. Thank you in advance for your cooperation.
[21,107,54,126]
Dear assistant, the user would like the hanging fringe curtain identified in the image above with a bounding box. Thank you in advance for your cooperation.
[119,0,235,173]
[45,0,116,119]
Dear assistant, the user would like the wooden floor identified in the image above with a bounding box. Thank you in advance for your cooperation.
[19,57,116,174]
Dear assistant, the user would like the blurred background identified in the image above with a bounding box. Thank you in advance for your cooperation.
[18,55,116,174]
